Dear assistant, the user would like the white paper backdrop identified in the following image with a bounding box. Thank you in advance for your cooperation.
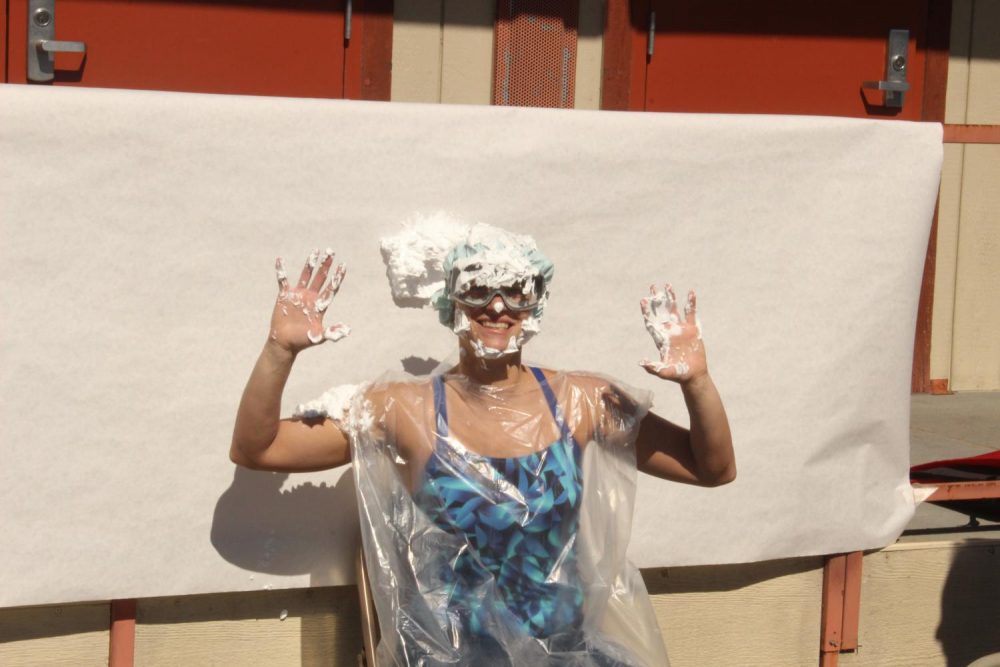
[0,85,941,607]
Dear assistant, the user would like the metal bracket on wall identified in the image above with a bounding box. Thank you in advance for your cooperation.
[862,29,910,108]
[345,0,353,41]
[27,0,87,82]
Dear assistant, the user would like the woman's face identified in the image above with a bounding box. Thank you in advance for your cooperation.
[456,294,532,356]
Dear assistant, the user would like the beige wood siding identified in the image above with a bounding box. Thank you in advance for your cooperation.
[933,0,1000,390]
[575,0,605,110]
[392,0,494,105]
[133,586,362,666]
[390,1,445,104]
[646,557,824,666]
[0,602,110,666]
[840,539,1000,667]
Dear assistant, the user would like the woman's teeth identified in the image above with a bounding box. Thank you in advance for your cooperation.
[480,321,509,329]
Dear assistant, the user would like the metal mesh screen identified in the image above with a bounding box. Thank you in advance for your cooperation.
[493,0,580,108]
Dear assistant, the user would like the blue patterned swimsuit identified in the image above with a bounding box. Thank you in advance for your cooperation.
[412,367,585,644]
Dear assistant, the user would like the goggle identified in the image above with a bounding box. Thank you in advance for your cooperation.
[450,274,545,312]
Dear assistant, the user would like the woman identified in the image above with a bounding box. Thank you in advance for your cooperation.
[232,222,734,666]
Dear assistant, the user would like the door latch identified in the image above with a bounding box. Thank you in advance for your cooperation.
[863,29,910,108]
[27,0,87,82]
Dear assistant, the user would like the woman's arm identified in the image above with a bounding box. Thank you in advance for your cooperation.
[635,373,734,485]
[635,285,735,486]
[230,250,352,472]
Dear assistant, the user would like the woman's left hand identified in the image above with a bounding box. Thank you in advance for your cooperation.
[639,284,707,383]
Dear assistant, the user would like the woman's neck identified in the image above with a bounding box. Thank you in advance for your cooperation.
[456,339,528,389]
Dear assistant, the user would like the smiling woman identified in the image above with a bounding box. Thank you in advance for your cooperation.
[419,222,555,360]
[230,213,735,665]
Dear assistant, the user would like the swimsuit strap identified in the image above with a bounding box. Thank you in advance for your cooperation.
[432,374,449,448]
[529,367,574,444]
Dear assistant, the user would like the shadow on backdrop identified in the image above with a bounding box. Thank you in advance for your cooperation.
[210,465,359,586]
[401,355,443,376]
[936,539,1000,667]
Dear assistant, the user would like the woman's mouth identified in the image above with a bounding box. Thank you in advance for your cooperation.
[479,321,510,330]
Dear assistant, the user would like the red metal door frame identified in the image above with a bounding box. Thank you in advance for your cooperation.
[1,0,8,83]
[345,0,393,101]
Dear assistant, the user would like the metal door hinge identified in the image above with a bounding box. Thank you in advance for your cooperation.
[647,9,656,58]
[863,29,910,108]
[27,0,86,82]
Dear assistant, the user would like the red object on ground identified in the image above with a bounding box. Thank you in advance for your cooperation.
[911,450,1000,479]
[911,450,1000,522]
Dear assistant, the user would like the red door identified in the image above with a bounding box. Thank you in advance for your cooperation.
[4,0,392,99]
[641,0,930,120]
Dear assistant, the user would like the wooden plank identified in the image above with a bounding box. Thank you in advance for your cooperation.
[364,0,394,102]
[943,124,1000,143]
[134,587,362,666]
[819,554,847,662]
[840,552,863,651]
[600,0,633,110]
[912,198,939,393]
[357,548,380,667]
[390,0,444,103]
[856,540,1000,666]
[913,0,950,394]
[440,0,495,105]
[575,0,604,109]
[645,557,824,667]
[915,480,1000,501]
[345,0,394,101]
[0,602,109,665]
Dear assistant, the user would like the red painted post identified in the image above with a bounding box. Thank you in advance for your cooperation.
[109,599,136,667]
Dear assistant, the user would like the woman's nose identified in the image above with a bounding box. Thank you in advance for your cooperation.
[489,295,505,313]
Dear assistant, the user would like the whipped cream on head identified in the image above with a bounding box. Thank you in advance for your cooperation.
[380,213,470,303]
[447,224,550,358]
[380,216,553,358]
[449,224,542,294]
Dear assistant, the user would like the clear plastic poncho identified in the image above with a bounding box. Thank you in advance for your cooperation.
[344,366,670,667]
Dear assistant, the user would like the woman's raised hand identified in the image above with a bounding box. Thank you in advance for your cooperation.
[269,249,350,353]
[639,284,707,383]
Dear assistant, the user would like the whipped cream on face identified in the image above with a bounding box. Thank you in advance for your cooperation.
[469,333,522,359]
[454,304,523,359]
[447,224,549,358]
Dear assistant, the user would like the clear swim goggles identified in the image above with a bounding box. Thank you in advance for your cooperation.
[449,272,545,312]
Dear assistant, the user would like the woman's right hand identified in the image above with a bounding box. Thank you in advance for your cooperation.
[269,249,350,353]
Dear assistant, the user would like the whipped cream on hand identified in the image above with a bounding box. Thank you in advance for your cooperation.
[639,284,707,383]
[269,249,350,353]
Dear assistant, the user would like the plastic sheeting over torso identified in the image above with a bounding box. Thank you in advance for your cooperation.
[347,369,670,666]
